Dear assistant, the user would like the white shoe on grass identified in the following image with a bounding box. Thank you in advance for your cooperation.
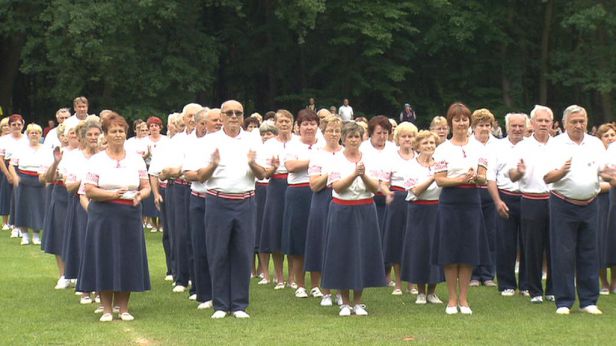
[197,301,213,310]
[320,295,333,306]
[211,310,227,319]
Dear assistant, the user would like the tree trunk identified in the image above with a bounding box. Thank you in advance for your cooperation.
[539,0,553,105]
[0,34,26,115]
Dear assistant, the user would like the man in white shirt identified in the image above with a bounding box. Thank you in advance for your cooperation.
[64,96,91,129]
[487,113,528,296]
[44,108,70,149]
[543,105,605,315]
[338,98,354,122]
[199,100,266,319]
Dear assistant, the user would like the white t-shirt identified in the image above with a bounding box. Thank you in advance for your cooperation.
[201,129,263,193]
[508,135,552,194]
[285,137,324,184]
[0,135,28,160]
[125,136,150,158]
[182,133,210,193]
[545,133,605,200]
[327,153,378,200]
[308,148,342,178]
[44,127,61,149]
[433,139,488,178]
[338,105,354,121]
[487,137,520,192]
[11,144,52,172]
[382,150,416,189]
[84,151,148,192]
[360,140,397,184]
[260,136,295,175]
[406,157,441,201]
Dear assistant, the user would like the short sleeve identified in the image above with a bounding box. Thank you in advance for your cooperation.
[327,161,342,186]
[84,157,100,186]
[433,146,448,173]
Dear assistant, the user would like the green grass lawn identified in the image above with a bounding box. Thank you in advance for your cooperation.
[1,230,615,345]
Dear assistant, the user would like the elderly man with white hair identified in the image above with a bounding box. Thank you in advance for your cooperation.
[487,113,528,297]
[543,105,606,315]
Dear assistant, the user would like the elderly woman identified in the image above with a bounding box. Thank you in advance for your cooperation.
[0,117,15,231]
[381,122,418,295]
[430,116,449,144]
[597,123,616,294]
[468,109,499,287]
[282,109,323,298]
[360,115,395,284]
[400,130,444,305]
[77,112,151,322]
[9,123,51,245]
[259,110,293,288]
[321,122,386,317]
[140,116,167,233]
[41,121,80,289]
[1,114,28,238]
[433,102,490,315]
[304,115,343,305]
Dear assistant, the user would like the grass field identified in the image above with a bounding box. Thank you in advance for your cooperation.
[1,230,615,345]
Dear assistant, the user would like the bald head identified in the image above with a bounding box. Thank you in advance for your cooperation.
[220,100,244,136]
[206,108,222,133]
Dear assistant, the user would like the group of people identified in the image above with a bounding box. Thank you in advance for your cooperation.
[4,96,616,321]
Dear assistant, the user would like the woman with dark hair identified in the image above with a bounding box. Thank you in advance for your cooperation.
[304,115,343,306]
[141,116,167,233]
[0,114,28,238]
[597,123,616,294]
[259,110,293,288]
[243,116,261,133]
[282,109,323,298]
[77,112,151,322]
[9,123,51,245]
[400,130,444,305]
[321,122,386,316]
[432,102,490,315]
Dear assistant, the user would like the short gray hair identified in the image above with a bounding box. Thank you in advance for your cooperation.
[504,113,528,129]
[530,105,553,121]
[562,105,586,125]
[194,107,210,123]
[259,121,278,136]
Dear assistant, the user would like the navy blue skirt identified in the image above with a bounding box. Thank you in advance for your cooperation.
[44,184,53,217]
[597,192,609,268]
[321,200,387,290]
[401,202,444,284]
[77,201,150,292]
[42,184,68,255]
[259,177,288,253]
[304,187,332,272]
[14,171,46,229]
[254,183,268,252]
[282,185,313,256]
[374,194,386,238]
[142,192,160,218]
[604,190,616,266]
[62,194,88,279]
[433,187,491,266]
[382,190,408,264]
[0,160,12,215]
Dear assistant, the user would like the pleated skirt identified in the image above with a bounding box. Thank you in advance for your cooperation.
[303,187,332,272]
[259,177,287,253]
[0,160,12,215]
[62,194,88,279]
[382,190,408,264]
[254,182,268,252]
[42,184,68,255]
[604,190,616,266]
[14,171,46,229]
[282,185,313,256]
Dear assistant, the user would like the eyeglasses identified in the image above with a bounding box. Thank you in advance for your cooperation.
[325,129,341,134]
[223,110,244,117]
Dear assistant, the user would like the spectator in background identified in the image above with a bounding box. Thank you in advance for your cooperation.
[43,120,55,138]
[550,121,562,136]
[399,103,417,124]
[339,99,354,122]
[492,121,504,139]
[306,98,317,112]
[44,108,70,149]
[329,106,338,117]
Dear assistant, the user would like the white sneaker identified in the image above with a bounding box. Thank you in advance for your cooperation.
[353,304,368,316]
[94,306,104,314]
[556,307,570,315]
[257,278,270,285]
[94,296,101,303]
[10,229,19,238]
[164,275,174,281]
[410,287,419,295]
[295,287,308,298]
[197,301,213,310]
[335,294,343,306]
[427,294,443,304]
[581,305,603,315]
[310,287,323,298]
[172,285,186,293]
[388,280,396,287]
[146,223,153,229]
[80,296,93,304]
[415,293,427,305]
[459,305,473,315]
[545,295,555,302]
[600,288,610,295]
[150,228,158,233]
[232,310,250,319]
[320,295,333,306]
[54,276,70,290]
[32,233,41,245]
[339,304,352,317]
[189,294,197,301]
[391,289,403,296]
[520,290,530,297]
[530,296,543,304]
[211,310,228,319]
[445,305,458,315]
[289,282,298,290]
[501,289,515,297]
[99,313,113,322]
[274,282,286,290]
[2,224,10,231]
[20,237,30,245]
[119,312,134,321]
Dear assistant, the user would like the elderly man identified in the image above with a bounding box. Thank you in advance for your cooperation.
[198,100,266,319]
[509,105,555,304]
[487,113,528,296]
[338,98,354,121]
[44,108,70,149]
[64,96,91,129]
[543,105,605,315]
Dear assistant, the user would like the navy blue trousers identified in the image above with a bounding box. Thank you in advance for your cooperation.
[549,195,599,308]
[159,186,173,276]
[521,197,553,297]
[164,183,176,277]
[189,194,212,303]
[496,192,527,291]
[205,195,255,312]
[472,188,497,281]
[172,183,192,288]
